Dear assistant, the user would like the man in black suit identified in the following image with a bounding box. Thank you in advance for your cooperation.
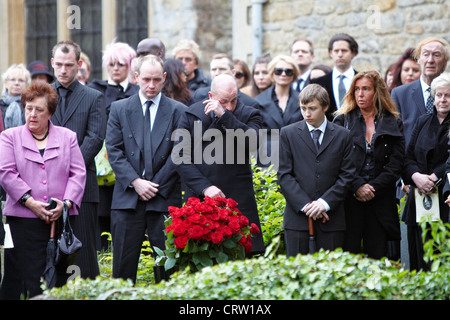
[173,74,265,254]
[106,55,186,283]
[50,40,106,280]
[290,38,315,92]
[311,33,359,120]
[278,84,355,257]
[192,53,260,109]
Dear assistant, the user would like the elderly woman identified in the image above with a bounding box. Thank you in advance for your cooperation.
[254,55,302,167]
[1,63,31,129]
[0,82,86,300]
[241,54,272,98]
[334,70,404,260]
[403,72,450,271]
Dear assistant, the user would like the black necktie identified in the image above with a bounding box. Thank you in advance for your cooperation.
[143,100,153,179]
[312,129,321,152]
[58,87,69,114]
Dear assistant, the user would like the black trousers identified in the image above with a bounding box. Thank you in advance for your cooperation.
[111,201,166,283]
[343,196,389,260]
[71,202,100,279]
[284,227,344,258]
[0,216,69,300]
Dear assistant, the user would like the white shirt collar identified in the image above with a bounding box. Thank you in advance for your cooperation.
[306,116,327,133]
[333,66,355,80]
[139,91,162,109]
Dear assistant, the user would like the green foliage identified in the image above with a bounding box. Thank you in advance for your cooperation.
[45,224,450,300]
[252,161,286,253]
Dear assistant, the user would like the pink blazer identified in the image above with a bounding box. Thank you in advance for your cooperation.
[0,121,86,218]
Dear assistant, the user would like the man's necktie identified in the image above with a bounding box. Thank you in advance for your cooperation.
[425,87,434,114]
[338,74,346,107]
[143,100,153,179]
[312,129,321,152]
[297,78,304,92]
[58,87,68,114]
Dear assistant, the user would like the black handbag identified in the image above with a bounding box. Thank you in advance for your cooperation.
[56,202,82,271]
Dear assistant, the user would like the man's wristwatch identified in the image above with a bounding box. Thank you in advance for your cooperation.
[19,192,32,206]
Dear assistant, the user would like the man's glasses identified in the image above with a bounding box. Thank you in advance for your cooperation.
[273,68,294,77]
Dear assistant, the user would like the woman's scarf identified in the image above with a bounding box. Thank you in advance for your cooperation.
[2,92,24,129]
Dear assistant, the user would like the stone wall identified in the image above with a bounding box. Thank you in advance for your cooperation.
[151,0,449,77]
[260,0,450,75]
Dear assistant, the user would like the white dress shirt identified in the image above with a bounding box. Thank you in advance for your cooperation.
[139,91,161,131]
[332,67,355,109]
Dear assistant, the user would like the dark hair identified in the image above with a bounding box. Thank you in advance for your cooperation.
[388,48,417,92]
[233,59,251,88]
[162,58,192,105]
[250,53,272,97]
[52,40,82,61]
[328,33,359,55]
[21,81,59,115]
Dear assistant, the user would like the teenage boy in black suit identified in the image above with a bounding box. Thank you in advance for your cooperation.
[278,84,355,257]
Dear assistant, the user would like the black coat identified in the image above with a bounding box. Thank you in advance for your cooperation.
[174,100,265,253]
[402,109,450,225]
[254,86,302,168]
[334,109,404,240]
[88,80,139,119]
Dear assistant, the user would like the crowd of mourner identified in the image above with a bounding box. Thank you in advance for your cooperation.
[0,32,449,300]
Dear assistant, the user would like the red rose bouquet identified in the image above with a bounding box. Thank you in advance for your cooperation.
[155,197,260,273]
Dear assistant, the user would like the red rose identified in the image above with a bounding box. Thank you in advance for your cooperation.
[228,220,241,233]
[182,207,195,216]
[211,231,224,244]
[174,236,189,249]
[214,197,227,207]
[173,224,187,236]
[222,225,233,238]
[188,225,204,240]
[187,213,202,224]
[226,198,238,209]
[238,215,249,228]
[204,196,216,207]
[237,232,247,246]
[186,197,201,207]
[250,223,260,235]
[244,236,252,254]
[169,206,183,218]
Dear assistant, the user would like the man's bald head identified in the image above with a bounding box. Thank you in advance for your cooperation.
[209,74,238,112]
[137,38,166,59]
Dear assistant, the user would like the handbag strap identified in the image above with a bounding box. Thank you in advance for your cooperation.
[62,201,71,231]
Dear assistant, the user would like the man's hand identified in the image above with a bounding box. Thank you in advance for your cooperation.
[203,99,225,118]
[304,201,329,221]
[203,185,226,198]
[131,178,159,201]
[354,183,375,202]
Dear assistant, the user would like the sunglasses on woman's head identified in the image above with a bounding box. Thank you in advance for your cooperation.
[273,68,294,77]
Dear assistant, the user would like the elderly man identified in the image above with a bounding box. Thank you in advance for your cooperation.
[391,37,449,147]
[173,74,265,254]
[172,39,210,92]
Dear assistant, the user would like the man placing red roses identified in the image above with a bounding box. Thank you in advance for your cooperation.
[174,74,265,254]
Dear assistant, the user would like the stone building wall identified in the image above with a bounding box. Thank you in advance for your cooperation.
[261,0,450,75]
[151,0,449,77]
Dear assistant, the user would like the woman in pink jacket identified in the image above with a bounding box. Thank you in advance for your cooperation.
[0,81,86,300]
